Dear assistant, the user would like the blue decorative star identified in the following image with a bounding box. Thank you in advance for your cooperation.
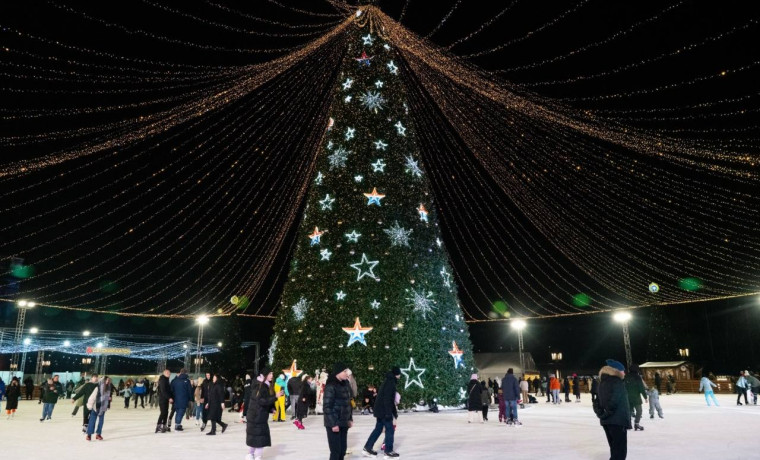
[356,51,373,66]
[336,290,346,301]
[387,60,398,75]
[354,175,363,183]
[342,78,353,90]
[400,358,426,389]
[343,317,372,347]
[375,80,384,88]
[370,299,381,309]
[394,121,406,136]
[371,159,386,173]
[362,34,374,45]
[319,194,335,210]
[374,140,388,150]
[308,227,324,246]
[363,188,385,206]
[345,230,361,243]
[320,249,332,261]
[345,127,355,140]
[350,253,379,281]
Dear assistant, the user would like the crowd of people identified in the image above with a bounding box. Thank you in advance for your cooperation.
[1,362,758,460]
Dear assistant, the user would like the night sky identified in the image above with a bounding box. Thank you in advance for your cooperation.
[1,1,759,374]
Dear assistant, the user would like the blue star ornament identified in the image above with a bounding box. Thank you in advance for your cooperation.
[371,159,386,173]
[336,290,347,301]
[342,317,373,347]
[362,34,374,45]
[350,253,379,281]
[363,187,385,206]
[400,358,426,389]
[308,227,324,246]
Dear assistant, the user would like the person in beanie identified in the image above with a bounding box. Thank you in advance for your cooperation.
[323,362,353,460]
[501,368,521,425]
[155,369,173,433]
[593,359,631,460]
[624,364,647,431]
[466,374,483,423]
[362,366,401,457]
[245,367,280,460]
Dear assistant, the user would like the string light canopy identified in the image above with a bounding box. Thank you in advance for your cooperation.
[0,2,757,321]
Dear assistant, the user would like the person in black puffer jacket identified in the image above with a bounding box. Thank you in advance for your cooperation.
[594,359,631,460]
[362,367,401,457]
[246,367,280,460]
[323,362,353,460]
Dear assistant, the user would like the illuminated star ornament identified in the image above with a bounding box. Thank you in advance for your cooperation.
[350,253,379,281]
[374,139,388,150]
[449,341,464,369]
[344,95,352,103]
[342,317,373,347]
[383,43,391,51]
[319,194,335,210]
[320,248,332,261]
[342,78,353,90]
[345,230,361,243]
[458,387,467,400]
[400,358,426,389]
[387,60,398,75]
[418,204,429,222]
[374,80,384,88]
[394,121,406,136]
[370,299,381,309]
[336,290,347,301]
[356,51,373,66]
[283,360,303,379]
[364,187,385,206]
[345,127,355,140]
[354,175,363,183]
[362,34,374,45]
[314,172,323,185]
[371,159,386,172]
[308,227,324,246]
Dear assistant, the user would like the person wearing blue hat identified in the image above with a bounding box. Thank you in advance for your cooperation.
[593,359,631,460]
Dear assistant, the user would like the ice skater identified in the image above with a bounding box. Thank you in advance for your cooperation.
[646,386,663,419]
[246,367,279,460]
[497,389,506,422]
[466,374,483,423]
[362,366,401,457]
[624,364,647,431]
[698,373,719,406]
[5,377,21,418]
[501,368,522,426]
[593,359,631,460]
[735,371,749,406]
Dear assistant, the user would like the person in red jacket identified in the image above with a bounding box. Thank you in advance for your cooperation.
[549,374,561,404]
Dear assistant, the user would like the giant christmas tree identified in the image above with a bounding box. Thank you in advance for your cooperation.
[271,17,475,406]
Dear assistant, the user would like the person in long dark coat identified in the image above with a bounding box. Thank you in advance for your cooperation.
[295,374,312,428]
[246,366,279,459]
[593,359,631,460]
[323,362,354,460]
[5,378,21,417]
[466,374,483,423]
[573,374,581,402]
[205,373,228,435]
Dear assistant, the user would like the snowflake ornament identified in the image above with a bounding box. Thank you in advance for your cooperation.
[405,155,423,177]
[361,90,386,112]
[407,288,436,319]
[291,297,310,321]
[328,147,350,170]
[383,221,413,247]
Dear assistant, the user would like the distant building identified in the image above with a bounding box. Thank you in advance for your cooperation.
[473,352,537,380]
[639,361,694,381]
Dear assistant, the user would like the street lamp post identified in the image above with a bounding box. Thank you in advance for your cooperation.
[551,352,563,380]
[613,311,634,370]
[195,315,209,375]
[511,319,527,374]
[11,300,35,372]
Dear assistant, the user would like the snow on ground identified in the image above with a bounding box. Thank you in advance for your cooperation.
[2,394,758,459]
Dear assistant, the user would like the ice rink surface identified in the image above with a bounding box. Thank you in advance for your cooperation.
[2,393,757,459]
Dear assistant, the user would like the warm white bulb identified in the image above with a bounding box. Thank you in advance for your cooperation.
[511,319,527,330]
[613,311,632,323]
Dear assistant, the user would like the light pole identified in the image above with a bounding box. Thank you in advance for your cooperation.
[551,352,563,380]
[511,319,527,374]
[11,300,35,372]
[613,311,634,370]
[195,315,209,375]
